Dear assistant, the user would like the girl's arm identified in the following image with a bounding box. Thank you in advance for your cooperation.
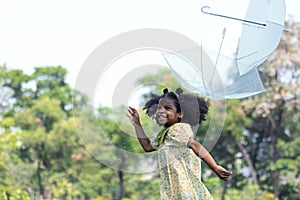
[127,106,156,152]
[188,138,232,181]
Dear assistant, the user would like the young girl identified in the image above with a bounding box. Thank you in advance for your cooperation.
[127,88,232,199]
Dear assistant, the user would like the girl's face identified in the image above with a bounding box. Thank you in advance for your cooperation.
[155,97,182,127]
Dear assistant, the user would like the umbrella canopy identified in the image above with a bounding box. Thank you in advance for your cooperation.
[201,0,286,82]
[162,0,285,99]
[236,0,286,75]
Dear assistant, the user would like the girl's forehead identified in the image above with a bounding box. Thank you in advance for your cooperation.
[159,97,176,105]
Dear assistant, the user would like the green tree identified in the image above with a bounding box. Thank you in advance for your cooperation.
[0,65,32,112]
[0,66,92,198]
[32,66,75,114]
[14,97,64,198]
[241,19,300,199]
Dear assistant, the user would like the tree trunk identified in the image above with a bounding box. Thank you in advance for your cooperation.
[26,187,35,200]
[271,135,280,200]
[37,160,45,198]
[270,99,285,200]
[221,181,228,200]
[236,142,259,186]
[116,170,124,200]
[80,194,85,200]
[116,155,125,200]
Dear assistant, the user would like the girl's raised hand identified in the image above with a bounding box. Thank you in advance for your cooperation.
[213,165,233,181]
[127,106,141,126]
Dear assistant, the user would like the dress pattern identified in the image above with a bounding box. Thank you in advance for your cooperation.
[151,123,214,200]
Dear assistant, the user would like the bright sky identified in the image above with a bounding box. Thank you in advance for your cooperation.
[0,0,299,107]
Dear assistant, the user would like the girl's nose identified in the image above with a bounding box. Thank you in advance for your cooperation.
[156,107,165,114]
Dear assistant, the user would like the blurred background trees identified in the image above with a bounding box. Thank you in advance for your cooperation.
[0,19,299,199]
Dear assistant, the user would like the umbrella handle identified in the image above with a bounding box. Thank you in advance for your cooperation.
[201,6,266,27]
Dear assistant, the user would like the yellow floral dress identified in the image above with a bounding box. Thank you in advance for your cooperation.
[151,123,214,200]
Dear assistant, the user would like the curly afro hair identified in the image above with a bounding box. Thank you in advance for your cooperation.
[143,88,209,126]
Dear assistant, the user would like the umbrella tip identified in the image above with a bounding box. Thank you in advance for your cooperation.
[283,28,293,33]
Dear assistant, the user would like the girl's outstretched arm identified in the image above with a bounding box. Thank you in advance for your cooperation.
[127,106,156,152]
[188,138,232,181]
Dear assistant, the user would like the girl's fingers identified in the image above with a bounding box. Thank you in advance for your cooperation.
[221,171,233,181]
[131,106,138,111]
[128,106,135,113]
[127,108,134,115]
[216,167,232,181]
[223,170,232,175]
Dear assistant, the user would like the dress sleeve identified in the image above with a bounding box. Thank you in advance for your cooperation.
[166,123,194,147]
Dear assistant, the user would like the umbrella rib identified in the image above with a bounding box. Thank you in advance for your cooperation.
[200,45,210,98]
[236,51,258,60]
[210,27,226,85]
[201,6,266,27]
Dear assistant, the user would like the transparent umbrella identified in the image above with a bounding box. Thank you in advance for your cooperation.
[162,0,286,99]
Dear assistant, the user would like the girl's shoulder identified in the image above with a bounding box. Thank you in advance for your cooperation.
[171,122,192,130]
[166,123,194,144]
[169,123,193,135]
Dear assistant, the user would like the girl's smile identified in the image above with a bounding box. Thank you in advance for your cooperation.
[155,114,168,125]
